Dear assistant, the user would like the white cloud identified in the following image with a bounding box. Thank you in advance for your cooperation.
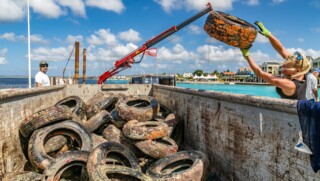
[56,0,86,17]
[66,35,84,45]
[0,0,24,22]
[246,0,259,6]
[154,0,233,12]
[87,29,118,46]
[168,35,182,44]
[31,0,66,18]
[87,43,138,62]
[118,29,142,43]
[0,48,8,64]
[272,0,285,4]
[0,32,25,41]
[31,47,70,61]
[255,33,269,43]
[158,44,196,63]
[86,0,125,13]
[188,25,202,35]
[30,34,48,44]
[0,33,17,41]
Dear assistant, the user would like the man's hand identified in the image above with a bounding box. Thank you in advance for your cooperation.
[254,21,271,38]
[241,47,251,57]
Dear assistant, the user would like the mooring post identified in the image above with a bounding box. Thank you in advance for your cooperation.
[74,41,80,84]
[83,48,87,84]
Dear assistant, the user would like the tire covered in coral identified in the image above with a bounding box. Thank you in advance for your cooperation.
[116,95,159,122]
[204,11,257,49]
[41,151,90,181]
[146,151,209,181]
[86,142,141,179]
[55,96,87,121]
[28,120,92,171]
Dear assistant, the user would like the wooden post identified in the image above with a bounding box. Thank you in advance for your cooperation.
[83,48,87,84]
[74,41,80,84]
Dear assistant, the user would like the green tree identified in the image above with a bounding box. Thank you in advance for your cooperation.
[193,70,203,76]
[212,70,219,75]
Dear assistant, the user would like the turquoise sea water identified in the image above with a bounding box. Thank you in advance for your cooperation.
[177,83,280,98]
[0,78,293,99]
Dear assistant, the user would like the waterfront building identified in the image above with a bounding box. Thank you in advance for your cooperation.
[183,72,193,78]
[259,61,281,83]
[236,67,254,82]
[311,56,320,69]
[221,71,236,82]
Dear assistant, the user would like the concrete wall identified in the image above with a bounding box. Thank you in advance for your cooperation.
[152,85,319,180]
[0,84,152,178]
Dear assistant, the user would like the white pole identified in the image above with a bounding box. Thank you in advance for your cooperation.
[27,0,31,88]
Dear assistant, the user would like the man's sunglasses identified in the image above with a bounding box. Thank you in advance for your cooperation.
[41,65,48,68]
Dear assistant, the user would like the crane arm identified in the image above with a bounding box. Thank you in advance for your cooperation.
[97,3,213,84]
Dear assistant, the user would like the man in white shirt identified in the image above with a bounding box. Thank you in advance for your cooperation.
[306,68,320,101]
[35,61,50,87]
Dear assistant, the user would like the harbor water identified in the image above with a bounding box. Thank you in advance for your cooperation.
[0,77,299,99]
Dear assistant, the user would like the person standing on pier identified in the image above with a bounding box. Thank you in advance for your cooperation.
[240,21,311,100]
[35,61,50,87]
[306,69,320,101]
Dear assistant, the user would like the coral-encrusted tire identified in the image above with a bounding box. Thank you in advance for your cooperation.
[83,110,112,133]
[85,92,118,119]
[122,120,170,140]
[55,96,87,121]
[146,151,209,181]
[116,95,159,122]
[41,151,90,181]
[28,120,92,171]
[204,11,257,48]
[86,142,141,179]
[19,105,74,138]
[90,165,152,181]
[135,137,178,159]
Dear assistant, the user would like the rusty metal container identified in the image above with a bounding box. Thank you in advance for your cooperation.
[0,84,319,180]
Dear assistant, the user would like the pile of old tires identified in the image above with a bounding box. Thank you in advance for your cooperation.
[8,92,209,181]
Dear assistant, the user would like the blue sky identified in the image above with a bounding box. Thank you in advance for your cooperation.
[0,0,319,77]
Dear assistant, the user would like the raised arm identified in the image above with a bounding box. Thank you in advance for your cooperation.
[255,21,290,59]
[241,48,296,96]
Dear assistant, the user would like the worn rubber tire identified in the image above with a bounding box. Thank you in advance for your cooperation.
[19,105,74,138]
[90,165,152,181]
[85,92,119,119]
[41,151,90,181]
[28,120,93,172]
[91,133,107,149]
[116,95,159,122]
[154,103,172,121]
[44,135,67,154]
[87,142,141,179]
[2,171,42,181]
[204,11,257,49]
[83,110,113,133]
[135,137,178,159]
[122,120,170,140]
[110,109,127,128]
[146,151,209,181]
[55,96,87,121]
[102,124,144,158]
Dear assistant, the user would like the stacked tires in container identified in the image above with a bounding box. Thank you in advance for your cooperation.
[5,92,209,181]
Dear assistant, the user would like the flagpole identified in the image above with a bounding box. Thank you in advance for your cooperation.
[27,0,31,88]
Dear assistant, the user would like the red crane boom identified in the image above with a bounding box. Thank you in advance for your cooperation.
[97,3,213,84]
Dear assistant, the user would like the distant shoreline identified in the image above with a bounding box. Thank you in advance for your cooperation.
[177,81,272,86]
